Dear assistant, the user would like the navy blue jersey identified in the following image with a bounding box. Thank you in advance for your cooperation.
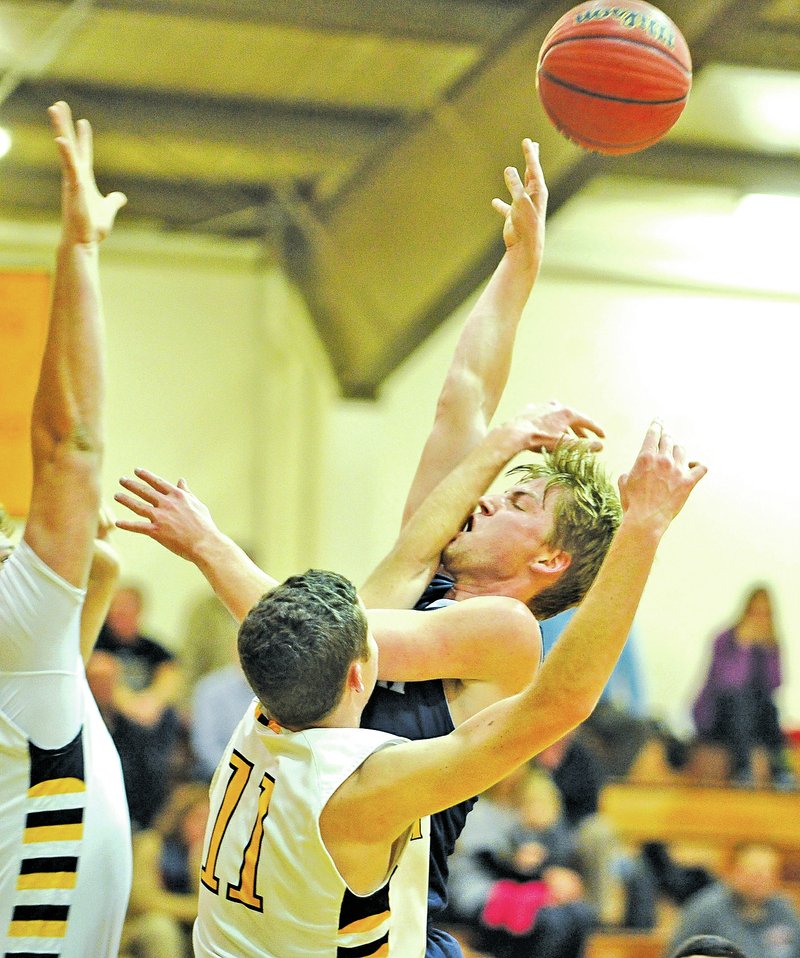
[360,573,477,958]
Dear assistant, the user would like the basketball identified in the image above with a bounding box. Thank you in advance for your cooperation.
[536,1,692,154]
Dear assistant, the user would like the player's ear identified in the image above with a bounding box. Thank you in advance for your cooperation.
[347,660,365,695]
[529,549,571,580]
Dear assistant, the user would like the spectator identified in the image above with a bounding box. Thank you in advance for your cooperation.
[540,611,651,777]
[91,584,182,827]
[692,586,793,787]
[190,642,254,780]
[120,782,209,958]
[669,842,800,958]
[669,935,749,958]
[447,767,596,958]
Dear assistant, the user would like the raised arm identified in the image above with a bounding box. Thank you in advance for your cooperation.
[115,470,274,622]
[332,422,707,845]
[401,140,601,525]
[22,102,126,587]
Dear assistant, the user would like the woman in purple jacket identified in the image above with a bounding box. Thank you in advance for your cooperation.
[692,586,792,787]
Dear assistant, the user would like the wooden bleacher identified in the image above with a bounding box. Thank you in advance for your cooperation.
[600,781,800,861]
[583,781,800,957]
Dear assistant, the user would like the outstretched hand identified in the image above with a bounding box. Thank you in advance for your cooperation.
[491,138,548,268]
[505,399,605,453]
[618,421,706,538]
[114,468,216,562]
[49,100,127,244]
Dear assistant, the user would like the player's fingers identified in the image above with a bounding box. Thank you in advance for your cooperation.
[76,117,93,167]
[118,477,160,507]
[688,462,708,485]
[658,427,673,456]
[48,101,74,144]
[673,443,688,468]
[638,419,661,456]
[106,191,128,213]
[133,467,175,495]
[114,491,154,518]
[115,519,156,537]
[504,165,525,201]
[491,197,511,218]
[572,414,606,438]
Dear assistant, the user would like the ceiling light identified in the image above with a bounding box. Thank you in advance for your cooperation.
[0,127,10,159]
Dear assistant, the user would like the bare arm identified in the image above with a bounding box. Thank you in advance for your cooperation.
[79,507,121,663]
[115,471,275,622]
[23,102,126,588]
[328,423,707,848]
[367,596,541,693]
[402,140,563,526]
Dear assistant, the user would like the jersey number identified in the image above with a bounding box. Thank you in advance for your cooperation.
[200,750,275,912]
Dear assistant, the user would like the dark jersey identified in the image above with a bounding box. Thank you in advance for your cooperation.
[360,573,477,958]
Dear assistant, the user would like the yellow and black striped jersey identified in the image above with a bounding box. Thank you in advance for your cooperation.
[193,703,430,958]
[0,541,131,958]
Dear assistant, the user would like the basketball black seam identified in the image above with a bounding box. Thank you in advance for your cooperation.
[549,114,667,150]
[541,33,692,75]
[539,69,688,105]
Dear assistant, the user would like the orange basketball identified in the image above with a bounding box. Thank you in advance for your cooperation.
[536,1,692,154]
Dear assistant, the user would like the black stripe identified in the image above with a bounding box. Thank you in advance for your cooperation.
[28,732,84,790]
[539,69,687,106]
[25,807,84,829]
[19,856,78,874]
[11,904,70,922]
[542,32,691,73]
[339,884,390,931]
[337,931,389,958]
[4,952,60,957]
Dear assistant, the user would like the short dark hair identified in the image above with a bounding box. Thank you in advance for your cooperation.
[669,935,749,958]
[507,441,621,620]
[238,569,368,728]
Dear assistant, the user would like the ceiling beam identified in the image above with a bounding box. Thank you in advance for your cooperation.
[613,141,800,195]
[0,163,279,234]
[40,0,530,43]
[282,0,748,398]
[3,79,400,155]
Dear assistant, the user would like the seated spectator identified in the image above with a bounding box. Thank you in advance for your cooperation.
[447,767,596,958]
[191,651,254,781]
[692,586,793,787]
[540,611,652,778]
[669,934,750,958]
[119,782,209,958]
[536,733,630,927]
[669,842,800,958]
[90,583,182,827]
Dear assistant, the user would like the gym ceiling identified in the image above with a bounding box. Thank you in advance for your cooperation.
[1,0,798,396]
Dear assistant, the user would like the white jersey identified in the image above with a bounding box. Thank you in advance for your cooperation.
[193,703,430,958]
[0,541,131,958]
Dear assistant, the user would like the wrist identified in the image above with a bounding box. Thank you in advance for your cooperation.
[487,422,528,463]
[615,513,664,550]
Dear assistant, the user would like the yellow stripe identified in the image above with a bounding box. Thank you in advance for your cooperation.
[339,911,390,935]
[24,823,83,843]
[365,944,389,958]
[8,919,68,937]
[17,871,77,890]
[28,778,85,797]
